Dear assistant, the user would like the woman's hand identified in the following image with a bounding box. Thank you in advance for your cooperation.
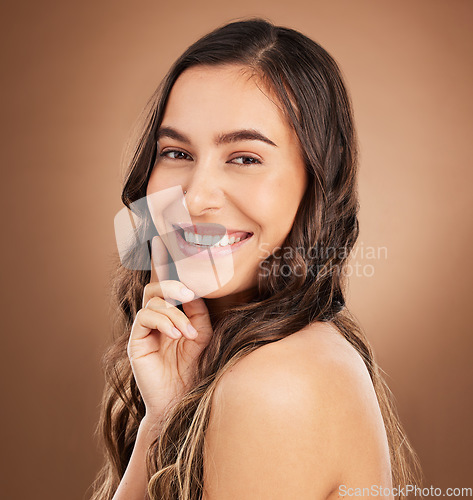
[127,235,213,420]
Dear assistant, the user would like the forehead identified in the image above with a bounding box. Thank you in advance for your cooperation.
[162,64,293,143]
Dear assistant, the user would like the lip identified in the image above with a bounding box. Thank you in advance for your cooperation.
[172,225,254,259]
[172,222,252,238]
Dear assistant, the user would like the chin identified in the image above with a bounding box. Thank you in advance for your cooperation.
[174,255,256,298]
[191,280,242,299]
[199,288,229,299]
[204,279,258,301]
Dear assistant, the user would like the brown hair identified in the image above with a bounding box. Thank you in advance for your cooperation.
[90,16,422,499]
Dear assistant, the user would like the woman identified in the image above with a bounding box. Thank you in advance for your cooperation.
[91,17,421,499]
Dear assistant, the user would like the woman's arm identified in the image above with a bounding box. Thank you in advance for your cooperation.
[113,235,215,498]
[112,416,161,500]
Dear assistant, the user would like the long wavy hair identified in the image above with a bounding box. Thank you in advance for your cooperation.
[89,17,422,499]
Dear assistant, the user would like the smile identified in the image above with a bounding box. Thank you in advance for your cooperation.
[171,223,254,257]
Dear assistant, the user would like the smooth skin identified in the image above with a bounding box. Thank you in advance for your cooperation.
[113,64,393,499]
[202,323,394,500]
[146,63,308,310]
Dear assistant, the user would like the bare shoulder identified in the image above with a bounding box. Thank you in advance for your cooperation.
[202,321,393,500]
[214,320,375,403]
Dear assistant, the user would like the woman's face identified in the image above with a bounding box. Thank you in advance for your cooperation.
[146,64,308,298]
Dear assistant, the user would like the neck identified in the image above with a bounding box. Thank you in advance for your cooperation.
[204,286,258,324]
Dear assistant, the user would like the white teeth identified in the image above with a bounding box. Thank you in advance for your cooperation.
[184,231,194,244]
[218,234,229,246]
[182,230,248,247]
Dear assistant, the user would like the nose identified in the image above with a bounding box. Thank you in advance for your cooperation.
[183,159,225,216]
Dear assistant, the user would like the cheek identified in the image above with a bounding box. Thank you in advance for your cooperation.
[146,167,190,211]
[147,168,174,194]
[247,173,306,242]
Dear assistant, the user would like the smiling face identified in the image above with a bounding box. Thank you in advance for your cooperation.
[146,64,308,298]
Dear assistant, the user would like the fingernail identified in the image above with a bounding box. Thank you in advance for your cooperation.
[187,324,198,336]
[171,327,182,339]
[180,287,194,299]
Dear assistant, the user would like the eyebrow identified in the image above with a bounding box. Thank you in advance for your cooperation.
[156,126,278,148]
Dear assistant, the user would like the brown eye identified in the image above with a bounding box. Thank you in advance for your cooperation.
[230,156,262,166]
[160,150,191,160]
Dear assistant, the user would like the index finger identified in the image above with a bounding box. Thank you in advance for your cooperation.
[150,235,169,284]
[150,235,178,308]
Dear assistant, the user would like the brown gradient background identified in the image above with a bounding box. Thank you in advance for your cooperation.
[1,1,472,498]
